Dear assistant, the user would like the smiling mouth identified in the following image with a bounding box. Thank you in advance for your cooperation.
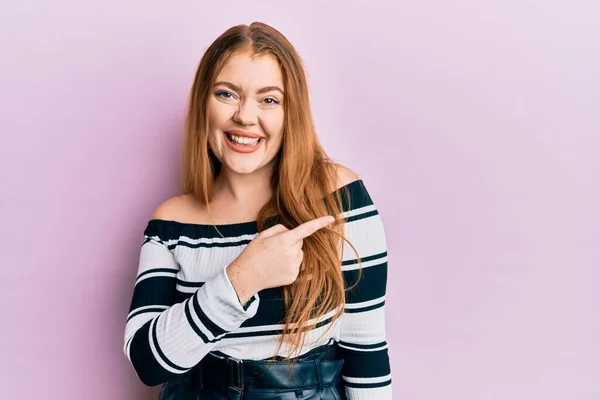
[225,132,263,147]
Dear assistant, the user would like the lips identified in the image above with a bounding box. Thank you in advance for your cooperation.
[225,130,264,139]
[223,131,264,154]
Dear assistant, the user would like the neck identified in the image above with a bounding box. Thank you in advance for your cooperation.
[213,165,274,207]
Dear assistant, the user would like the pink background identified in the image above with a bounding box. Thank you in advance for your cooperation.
[1,1,598,399]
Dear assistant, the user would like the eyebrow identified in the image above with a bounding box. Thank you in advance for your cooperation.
[214,81,284,95]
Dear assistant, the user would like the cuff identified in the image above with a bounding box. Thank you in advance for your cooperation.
[195,265,260,332]
[224,263,259,310]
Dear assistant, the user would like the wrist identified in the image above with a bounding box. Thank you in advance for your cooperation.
[226,261,262,304]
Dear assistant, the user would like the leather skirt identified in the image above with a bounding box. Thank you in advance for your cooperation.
[158,343,346,400]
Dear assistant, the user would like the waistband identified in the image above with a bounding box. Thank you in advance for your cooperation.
[193,342,344,392]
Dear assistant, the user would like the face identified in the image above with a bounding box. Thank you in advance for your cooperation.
[207,51,285,176]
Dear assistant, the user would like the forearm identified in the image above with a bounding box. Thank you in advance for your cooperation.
[124,265,260,386]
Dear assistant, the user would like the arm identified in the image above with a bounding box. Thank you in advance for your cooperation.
[337,180,393,399]
[123,222,259,386]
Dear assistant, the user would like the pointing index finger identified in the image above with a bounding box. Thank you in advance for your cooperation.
[287,216,335,242]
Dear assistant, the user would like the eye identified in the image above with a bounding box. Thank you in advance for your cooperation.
[262,97,280,105]
[214,90,235,100]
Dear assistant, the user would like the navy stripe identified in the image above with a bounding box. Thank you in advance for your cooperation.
[128,276,176,313]
[168,239,252,251]
[174,290,191,304]
[225,329,282,339]
[342,251,387,266]
[242,295,256,311]
[339,340,387,350]
[345,301,385,314]
[150,318,188,372]
[143,235,168,246]
[340,180,373,212]
[176,279,206,288]
[192,293,228,337]
[128,320,185,386]
[145,219,259,241]
[136,268,178,281]
[226,317,333,339]
[175,288,287,329]
[345,209,379,223]
[344,262,387,304]
[127,307,168,322]
[184,298,213,343]
[239,299,285,327]
[337,346,391,378]
[344,379,392,389]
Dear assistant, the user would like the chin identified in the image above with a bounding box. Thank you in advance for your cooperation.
[224,160,266,175]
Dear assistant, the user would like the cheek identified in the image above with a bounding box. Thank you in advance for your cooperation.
[208,101,232,131]
[263,112,285,142]
[207,103,230,152]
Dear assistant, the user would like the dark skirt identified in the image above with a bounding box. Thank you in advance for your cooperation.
[158,343,346,400]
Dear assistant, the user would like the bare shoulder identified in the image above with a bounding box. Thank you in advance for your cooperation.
[334,163,361,190]
[150,194,202,222]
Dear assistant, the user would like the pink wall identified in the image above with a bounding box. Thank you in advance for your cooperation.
[1,1,598,399]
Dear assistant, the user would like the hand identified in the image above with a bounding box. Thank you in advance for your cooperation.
[226,216,336,302]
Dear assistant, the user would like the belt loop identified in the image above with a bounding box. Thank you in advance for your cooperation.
[314,359,324,392]
[227,356,244,392]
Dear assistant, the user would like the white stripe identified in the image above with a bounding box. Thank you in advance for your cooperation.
[337,306,387,344]
[216,322,338,360]
[346,385,393,398]
[232,323,286,334]
[342,215,387,262]
[127,305,169,320]
[340,204,376,219]
[174,248,243,278]
[342,255,387,271]
[343,374,392,384]
[231,318,334,336]
[338,342,389,352]
[176,283,201,294]
[148,318,188,374]
[345,295,385,310]
[125,336,134,360]
[165,233,257,247]
[138,239,179,276]
[186,296,220,342]
[135,270,177,285]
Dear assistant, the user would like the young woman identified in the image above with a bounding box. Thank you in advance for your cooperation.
[123,22,392,400]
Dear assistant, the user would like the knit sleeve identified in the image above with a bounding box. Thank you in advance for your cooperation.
[336,180,393,399]
[123,221,260,386]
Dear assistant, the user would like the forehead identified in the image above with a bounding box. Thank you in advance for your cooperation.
[216,52,283,89]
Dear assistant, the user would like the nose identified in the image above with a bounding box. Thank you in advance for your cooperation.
[233,100,258,126]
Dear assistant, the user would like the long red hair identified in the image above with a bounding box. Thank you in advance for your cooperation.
[181,22,359,357]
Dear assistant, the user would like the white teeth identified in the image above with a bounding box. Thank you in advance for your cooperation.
[228,134,260,146]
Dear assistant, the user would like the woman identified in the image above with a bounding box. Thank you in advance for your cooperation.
[123,22,392,400]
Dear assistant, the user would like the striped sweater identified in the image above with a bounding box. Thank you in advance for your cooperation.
[123,179,392,399]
